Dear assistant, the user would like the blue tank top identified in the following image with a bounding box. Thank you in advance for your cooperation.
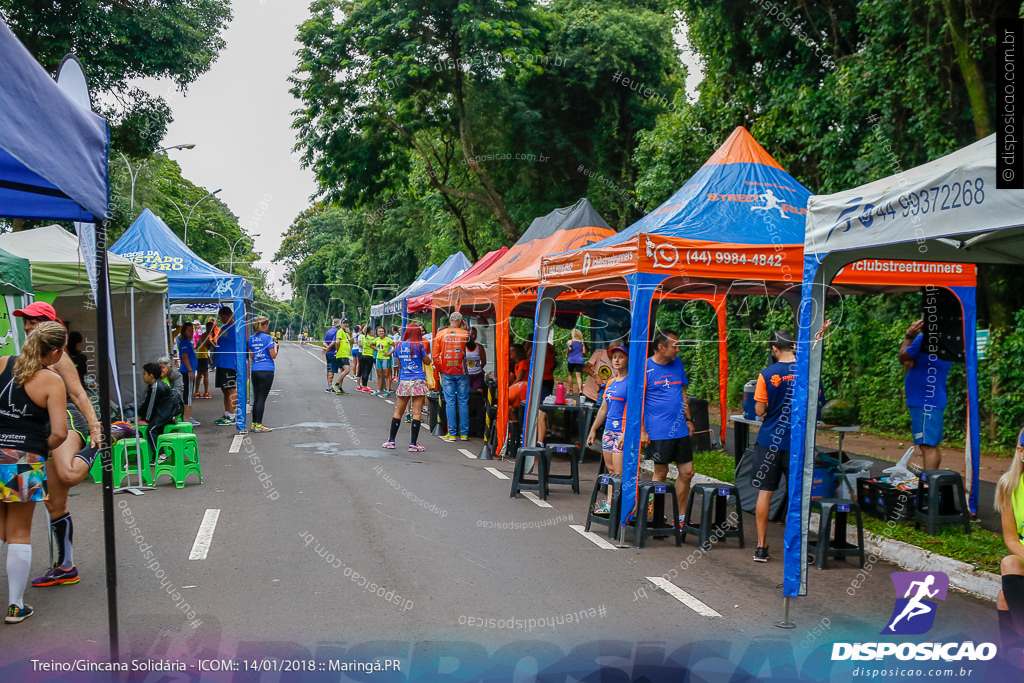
[568,340,584,364]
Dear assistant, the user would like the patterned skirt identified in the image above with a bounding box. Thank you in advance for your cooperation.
[0,448,47,503]
[397,379,429,397]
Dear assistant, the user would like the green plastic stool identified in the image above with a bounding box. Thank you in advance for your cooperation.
[89,426,149,483]
[164,422,194,435]
[153,433,202,488]
[113,436,154,487]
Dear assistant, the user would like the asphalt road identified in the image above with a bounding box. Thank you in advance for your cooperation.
[0,341,1006,682]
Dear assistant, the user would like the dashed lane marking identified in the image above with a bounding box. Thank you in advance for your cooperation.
[569,525,619,550]
[188,509,221,560]
[646,577,722,618]
[229,435,243,453]
[522,492,553,508]
[458,448,476,459]
[485,467,509,480]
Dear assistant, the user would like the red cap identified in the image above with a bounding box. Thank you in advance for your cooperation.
[13,301,63,327]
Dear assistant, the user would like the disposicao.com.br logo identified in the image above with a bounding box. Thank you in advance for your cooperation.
[832,572,997,662]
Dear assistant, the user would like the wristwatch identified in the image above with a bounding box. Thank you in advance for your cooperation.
[904,333,915,340]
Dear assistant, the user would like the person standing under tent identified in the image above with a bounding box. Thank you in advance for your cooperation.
[213,306,239,426]
[374,325,395,397]
[195,319,214,398]
[751,330,797,563]
[333,319,353,394]
[641,331,695,527]
[567,329,587,396]
[176,322,199,426]
[0,322,68,623]
[323,318,340,393]
[12,304,104,591]
[466,327,487,395]
[383,323,432,451]
[433,312,470,442]
[248,316,278,432]
[66,332,88,384]
[586,346,628,515]
[899,318,951,470]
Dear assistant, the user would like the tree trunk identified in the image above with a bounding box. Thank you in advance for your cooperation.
[440,195,480,262]
[943,0,993,139]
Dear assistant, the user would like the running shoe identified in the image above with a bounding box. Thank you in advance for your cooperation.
[5,603,33,624]
[404,414,412,423]
[333,386,347,395]
[382,440,396,449]
[110,421,136,443]
[325,386,334,393]
[460,435,469,441]
[408,443,425,452]
[440,434,457,443]
[32,565,79,587]
[204,393,213,398]
[753,546,770,563]
[251,423,273,433]
[383,391,391,398]
[214,416,233,426]
[188,417,201,426]
[593,502,611,515]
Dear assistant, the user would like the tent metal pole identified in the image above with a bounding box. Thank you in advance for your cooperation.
[115,285,153,495]
[95,220,120,660]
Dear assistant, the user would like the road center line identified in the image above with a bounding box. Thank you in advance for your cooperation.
[522,492,553,508]
[229,435,243,453]
[458,448,476,459]
[569,525,619,550]
[189,509,221,561]
[485,467,509,480]
[646,577,722,617]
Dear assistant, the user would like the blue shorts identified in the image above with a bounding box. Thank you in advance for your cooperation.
[909,406,944,446]
[326,355,339,373]
[376,357,392,370]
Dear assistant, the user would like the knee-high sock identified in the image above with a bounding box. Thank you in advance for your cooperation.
[388,418,401,442]
[1003,575,1024,634]
[7,543,31,608]
[1000,609,1023,650]
[51,513,73,569]
[411,420,421,445]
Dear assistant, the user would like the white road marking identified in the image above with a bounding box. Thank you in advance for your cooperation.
[188,509,221,561]
[522,491,553,508]
[385,399,395,405]
[646,577,722,618]
[458,448,476,459]
[485,467,509,480]
[303,349,327,365]
[569,525,619,550]
[229,435,243,453]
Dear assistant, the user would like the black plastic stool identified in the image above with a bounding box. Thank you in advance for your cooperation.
[682,483,745,550]
[510,447,547,500]
[544,443,580,494]
[914,470,972,535]
[585,473,623,541]
[427,392,441,435]
[635,480,682,548]
[478,405,499,459]
[810,498,865,569]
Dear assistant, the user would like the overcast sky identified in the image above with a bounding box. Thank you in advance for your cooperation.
[137,4,702,302]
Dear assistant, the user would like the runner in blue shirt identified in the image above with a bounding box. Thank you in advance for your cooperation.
[383,323,432,452]
[323,320,340,393]
[586,346,628,514]
[899,318,952,470]
[641,331,694,525]
[176,321,199,426]
[248,316,278,432]
[213,306,238,426]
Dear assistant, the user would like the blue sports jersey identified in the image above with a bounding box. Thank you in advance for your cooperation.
[755,361,796,450]
[323,327,338,357]
[249,332,276,371]
[177,337,197,373]
[904,334,951,409]
[643,357,689,440]
[603,376,628,432]
[214,323,236,369]
[396,341,427,381]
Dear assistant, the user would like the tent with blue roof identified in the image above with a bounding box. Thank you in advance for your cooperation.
[371,255,471,328]
[533,127,979,549]
[112,208,254,431]
[371,264,439,320]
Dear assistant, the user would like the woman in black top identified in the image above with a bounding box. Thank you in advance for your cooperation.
[0,321,68,624]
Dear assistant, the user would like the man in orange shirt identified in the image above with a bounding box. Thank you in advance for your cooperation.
[432,311,470,442]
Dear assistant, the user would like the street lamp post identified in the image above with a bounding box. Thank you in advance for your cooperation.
[167,188,222,245]
[205,230,258,274]
[117,143,195,215]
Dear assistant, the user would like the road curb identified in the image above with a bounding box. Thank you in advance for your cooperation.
[640,460,1001,602]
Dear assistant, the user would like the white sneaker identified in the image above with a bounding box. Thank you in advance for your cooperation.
[188,417,201,426]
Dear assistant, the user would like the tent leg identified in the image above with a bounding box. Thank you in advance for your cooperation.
[775,596,796,629]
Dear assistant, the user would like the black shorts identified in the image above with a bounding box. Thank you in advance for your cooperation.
[647,436,694,466]
[66,404,89,445]
[215,367,237,389]
[567,363,583,373]
[752,443,789,492]
[337,357,350,368]
[197,357,210,372]
[182,372,192,407]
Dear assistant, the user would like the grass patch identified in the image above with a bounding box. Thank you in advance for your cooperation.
[694,450,737,485]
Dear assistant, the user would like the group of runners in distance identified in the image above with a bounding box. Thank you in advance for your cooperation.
[322,319,406,397]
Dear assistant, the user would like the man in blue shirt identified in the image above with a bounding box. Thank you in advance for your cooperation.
[641,331,695,525]
[214,306,238,426]
[899,318,952,470]
[323,319,340,393]
[751,330,797,563]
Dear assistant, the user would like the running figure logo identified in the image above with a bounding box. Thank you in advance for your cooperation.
[750,189,790,220]
[882,572,949,635]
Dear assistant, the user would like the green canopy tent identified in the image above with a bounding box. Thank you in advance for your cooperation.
[0,244,33,356]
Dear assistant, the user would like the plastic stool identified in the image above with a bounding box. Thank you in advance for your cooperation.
[635,480,682,548]
[113,437,154,487]
[510,447,547,500]
[682,483,745,550]
[153,433,202,488]
[544,443,580,494]
[585,473,623,542]
[164,422,194,435]
[914,470,971,535]
[810,498,865,569]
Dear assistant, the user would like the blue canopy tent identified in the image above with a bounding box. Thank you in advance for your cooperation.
[377,252,472,332]
[0,18,122,656]
[112,208,254,431]
[370,262,441,324]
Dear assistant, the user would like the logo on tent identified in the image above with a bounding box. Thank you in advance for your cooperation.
[646,237,679,269]
[751,189,789,220]
[582,252,592,276]
[212,279,233,297]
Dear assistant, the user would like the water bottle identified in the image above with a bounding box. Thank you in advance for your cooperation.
[743,380,757,420]
[555,382,566,405]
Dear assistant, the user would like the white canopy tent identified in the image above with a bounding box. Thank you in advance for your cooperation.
[786,134,1024,598]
